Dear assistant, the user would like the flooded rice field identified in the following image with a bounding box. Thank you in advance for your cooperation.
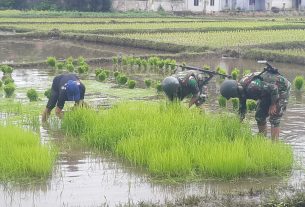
[0,39,170,64]
[0,52,305,206]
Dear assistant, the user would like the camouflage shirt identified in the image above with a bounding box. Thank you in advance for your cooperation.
[174,70,208,100]
[238,71,291,117]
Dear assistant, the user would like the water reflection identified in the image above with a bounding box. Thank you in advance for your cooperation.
[0,57,304,206]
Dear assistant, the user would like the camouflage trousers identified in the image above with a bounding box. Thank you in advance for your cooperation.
[255,92,290,127]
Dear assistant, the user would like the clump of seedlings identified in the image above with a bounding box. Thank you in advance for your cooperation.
[218,96,227,108]
[62,102,293,180]
[127,80,136,89]
[46,56,57,68]
[76,56,89,74]
[243,69,251,76]
[0,125,57,181]
[231,98,239,110]
[0,65,14,75]
[231,68,240,80]
[56,62,64,70]
[144,79,152,88]
[294,75,304,91]
[3,76,14,85]
[117,74,128,85]
[156,81,163,92]
[4,83,16,97]
[26,89,39,102]
[44,89,51,99]
[246,99,257,111]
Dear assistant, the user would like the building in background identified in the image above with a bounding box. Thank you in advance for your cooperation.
[112,0,305,12]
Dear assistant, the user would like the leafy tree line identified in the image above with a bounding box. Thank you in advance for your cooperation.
[0,0,112,12]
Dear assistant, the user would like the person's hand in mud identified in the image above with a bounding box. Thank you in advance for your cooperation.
[55,107,64,119]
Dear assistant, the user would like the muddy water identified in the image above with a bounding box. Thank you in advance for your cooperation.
[0,39,170,64]
[0,58,305,207]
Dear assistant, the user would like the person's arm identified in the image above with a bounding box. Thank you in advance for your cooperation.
[42,89,59,122]
[239,97,247,121]
[263,81,279,116]
[56,91,66,118]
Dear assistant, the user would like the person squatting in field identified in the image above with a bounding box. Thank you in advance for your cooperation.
[42,74,86,122]
[220,66,291,140]
[162,70,213,107]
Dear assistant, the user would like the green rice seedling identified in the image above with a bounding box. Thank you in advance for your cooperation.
[117,74,128,85]
[243,69,251,76]
[0,80,2,87]
[95,68,102,76]
[114,71,120,78]
[122,56,128,66]
[0,125,57,181]
[231,98,239,110]
[247,99,257,111]
[4,83,15,97]
[127,80,136,89]
[156,81,163,92]
[142,59,148,71]
[294,75,304,91]
[62,102,293,180]
[65,56,73,65]
[77,56,86,65]
[66,63,74,72]
[103,69,110,78]
[231,68,240,80]
[26,89,39,102]
[3,76,14,85]
[135,58,142,70]
[98,71,107,82]
[46,56,56,68]
[56,62,64,70]
[44,89,51,99]
[0,65,14,74]
[203,64,210,70]
[144,79,152,88]
[218,96,227,108]
[112,56,119,65]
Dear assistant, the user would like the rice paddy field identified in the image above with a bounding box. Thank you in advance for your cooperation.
[0,10,305,206]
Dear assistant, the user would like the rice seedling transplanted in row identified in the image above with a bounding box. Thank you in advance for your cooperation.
[0,125,57,181]
[62,102,293,180]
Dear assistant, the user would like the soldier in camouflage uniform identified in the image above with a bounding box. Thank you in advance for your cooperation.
[220,70,290,140]
[162,70,212,107]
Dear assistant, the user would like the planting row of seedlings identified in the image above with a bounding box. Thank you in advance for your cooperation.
[0,21,304,34]
[62,102,293,180]
[112,56,177,75]
[46,56,89,74]
[118,29,305,49]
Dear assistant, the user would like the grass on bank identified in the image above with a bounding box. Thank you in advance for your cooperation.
[62,101,293,180]
[0,125,57,181]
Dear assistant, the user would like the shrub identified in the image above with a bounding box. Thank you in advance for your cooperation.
[98,71,107,82]
[247,99,257,111]
[0,65,14,74]
[26,89,39,102]
[44,89,51,99]
[294,75,304,91]
[46,57,56,68]
[218,96,227,108]
[144,79,152,88]
[127,80,136,89]
[4,83,15,97]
